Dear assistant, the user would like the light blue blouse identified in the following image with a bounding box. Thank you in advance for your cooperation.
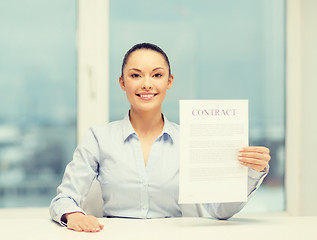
[49,113,268,225]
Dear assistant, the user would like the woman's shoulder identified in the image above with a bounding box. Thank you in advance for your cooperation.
[78,119,125,145]
[89,119,125,135]
[77,119,127,150]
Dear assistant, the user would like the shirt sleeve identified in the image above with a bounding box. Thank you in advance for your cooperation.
[202,166,269,220]
[49,128,100,226]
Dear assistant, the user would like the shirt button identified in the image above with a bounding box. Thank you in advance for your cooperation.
[143,205,147,210]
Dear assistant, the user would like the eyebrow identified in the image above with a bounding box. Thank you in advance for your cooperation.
[128,67,165,72]
[152,67,164,71]
[128,68,142,72]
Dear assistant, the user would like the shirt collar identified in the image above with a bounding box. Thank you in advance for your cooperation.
[121,111,176,143]
[122,112,136,141]
[161,114,176,143]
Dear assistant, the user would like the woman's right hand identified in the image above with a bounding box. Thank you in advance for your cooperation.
[65,212,104,232]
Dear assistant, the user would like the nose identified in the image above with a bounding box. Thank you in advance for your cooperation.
[141,76,153,90]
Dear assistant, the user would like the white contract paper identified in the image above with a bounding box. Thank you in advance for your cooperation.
[179,100,248,204]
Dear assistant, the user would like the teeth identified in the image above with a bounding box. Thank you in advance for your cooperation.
[140,94,154,98]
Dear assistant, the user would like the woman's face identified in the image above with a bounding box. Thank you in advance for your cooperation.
[119,49,173,113]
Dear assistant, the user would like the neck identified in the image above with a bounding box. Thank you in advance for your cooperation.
[129,108,164,137]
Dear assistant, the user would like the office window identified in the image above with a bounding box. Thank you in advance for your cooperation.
[0,1,77,207]
[109,0,285,212]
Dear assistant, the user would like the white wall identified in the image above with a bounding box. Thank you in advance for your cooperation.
[286,0,317,215]
[301,0,317,215]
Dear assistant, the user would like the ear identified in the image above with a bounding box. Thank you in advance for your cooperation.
[167,74,174,90]
[119,76,126,91]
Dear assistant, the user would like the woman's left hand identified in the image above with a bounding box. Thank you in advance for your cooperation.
[238,146,271,172]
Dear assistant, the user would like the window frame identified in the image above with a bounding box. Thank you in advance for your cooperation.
[77,0,109,141]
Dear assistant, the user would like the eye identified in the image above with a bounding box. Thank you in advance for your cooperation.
[131,73,140,78]
[153,73,162,78]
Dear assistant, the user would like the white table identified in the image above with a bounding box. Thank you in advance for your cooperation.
[0,208,316,240]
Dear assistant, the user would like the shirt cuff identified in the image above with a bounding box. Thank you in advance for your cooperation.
[247,165,269,198]
[248,165,269,179]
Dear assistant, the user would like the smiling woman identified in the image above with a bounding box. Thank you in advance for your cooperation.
[49,42,270,233]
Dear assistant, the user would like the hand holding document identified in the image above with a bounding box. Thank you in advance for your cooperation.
[179,100,249,204]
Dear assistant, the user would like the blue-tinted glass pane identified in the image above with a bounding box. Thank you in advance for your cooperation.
[109,0,285,212]
[0,1,77,207]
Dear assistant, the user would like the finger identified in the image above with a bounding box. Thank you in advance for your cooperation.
[238,152,271,162]
[68,224,83,232]
[240,146,270,154]
[89,224,101,232]
[100,224,104,230]
[81,223,100,232]
[238,156,268,167]
[88,216,102,232]
[83,219,102,232]
[238,160,267,172]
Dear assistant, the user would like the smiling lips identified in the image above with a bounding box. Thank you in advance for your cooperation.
[136,93,158,101]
